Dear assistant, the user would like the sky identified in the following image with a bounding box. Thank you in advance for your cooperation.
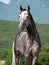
[0,0,49,23]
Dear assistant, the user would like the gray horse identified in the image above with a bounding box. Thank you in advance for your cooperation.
[12,5,41,65]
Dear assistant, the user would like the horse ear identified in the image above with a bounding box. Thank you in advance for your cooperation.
[20,5,23,11]
[28,5,30,11]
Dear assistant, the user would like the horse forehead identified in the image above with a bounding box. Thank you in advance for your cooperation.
[20,11,28,16]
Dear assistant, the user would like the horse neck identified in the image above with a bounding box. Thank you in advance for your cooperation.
[26,17,36,38]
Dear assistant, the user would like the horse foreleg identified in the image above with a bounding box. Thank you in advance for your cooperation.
[32,55,37,65]
[15,51,20,65]
[32,52,38,65]
[25,54,29,65]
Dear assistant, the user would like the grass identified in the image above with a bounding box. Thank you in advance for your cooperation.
[0,20,19,49]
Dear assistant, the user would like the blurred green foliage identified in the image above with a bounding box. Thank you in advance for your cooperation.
[5,49,12,65]
[0,20,49,65]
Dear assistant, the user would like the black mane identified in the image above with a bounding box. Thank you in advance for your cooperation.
[26,11,36,38]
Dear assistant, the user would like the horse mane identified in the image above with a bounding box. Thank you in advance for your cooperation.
[26,12,36,38]
[29,12,36,28]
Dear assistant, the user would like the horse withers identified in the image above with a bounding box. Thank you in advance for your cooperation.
[12,5,41,65]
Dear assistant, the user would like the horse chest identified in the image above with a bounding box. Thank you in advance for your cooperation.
[15,32,32,54]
